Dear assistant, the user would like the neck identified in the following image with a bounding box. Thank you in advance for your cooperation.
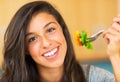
[37,65,64,82]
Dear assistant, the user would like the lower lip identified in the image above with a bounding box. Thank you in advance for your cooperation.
[43,47,59,60]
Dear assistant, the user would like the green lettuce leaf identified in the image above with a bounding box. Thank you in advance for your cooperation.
[80,31,93,49]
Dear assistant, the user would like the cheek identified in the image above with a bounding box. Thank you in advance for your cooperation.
[28,43,40,57]
[55,32,67,50]
[53,32,66,44]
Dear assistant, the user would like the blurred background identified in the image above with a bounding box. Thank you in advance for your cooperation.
[0,0,119,74]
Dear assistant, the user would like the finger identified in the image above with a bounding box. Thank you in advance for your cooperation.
[111,22,120,33]
[103,33,112,44]
[109,27,120,35]
[113,17,120,23]
[104,32,120,44]
[103,32,115,43]
[102,28,109,37]
[104,35,111,45]
[102,28,116,37]
[103,36,110,44]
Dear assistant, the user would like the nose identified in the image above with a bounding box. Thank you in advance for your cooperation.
[41,36,52,49]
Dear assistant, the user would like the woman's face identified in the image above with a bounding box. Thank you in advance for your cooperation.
[26,12,67,68]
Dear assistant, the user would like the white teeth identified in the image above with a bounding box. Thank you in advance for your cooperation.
[43,48,57,57]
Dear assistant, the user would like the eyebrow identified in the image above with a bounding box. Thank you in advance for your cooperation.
[25,22,56,37]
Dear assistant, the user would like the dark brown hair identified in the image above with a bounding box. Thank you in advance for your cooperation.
[0,1,86,82]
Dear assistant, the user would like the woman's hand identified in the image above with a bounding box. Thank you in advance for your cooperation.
[103,16,120,57]
[103,15,120,82]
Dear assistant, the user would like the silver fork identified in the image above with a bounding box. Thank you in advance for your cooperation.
[88,29,105,42]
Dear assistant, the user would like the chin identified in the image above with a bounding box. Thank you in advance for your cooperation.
[49,61,64,68]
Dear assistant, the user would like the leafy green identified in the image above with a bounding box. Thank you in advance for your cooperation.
[80,31,93,49]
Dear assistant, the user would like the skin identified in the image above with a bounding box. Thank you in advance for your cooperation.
[26,12,67,82]
[103,15,120,82]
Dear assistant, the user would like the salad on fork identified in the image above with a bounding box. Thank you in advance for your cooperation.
[75,29,104,49]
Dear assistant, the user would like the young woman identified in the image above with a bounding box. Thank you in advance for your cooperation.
[0,1,119,82]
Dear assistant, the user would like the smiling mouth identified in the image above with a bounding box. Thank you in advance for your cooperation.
[42,47,58,57]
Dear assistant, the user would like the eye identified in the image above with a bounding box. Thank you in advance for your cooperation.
[28,36,37,43]
[46,27,56,33]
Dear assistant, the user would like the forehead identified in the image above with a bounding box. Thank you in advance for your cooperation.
[27,12,58,32]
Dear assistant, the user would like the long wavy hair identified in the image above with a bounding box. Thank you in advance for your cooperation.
[0,1,86,82]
